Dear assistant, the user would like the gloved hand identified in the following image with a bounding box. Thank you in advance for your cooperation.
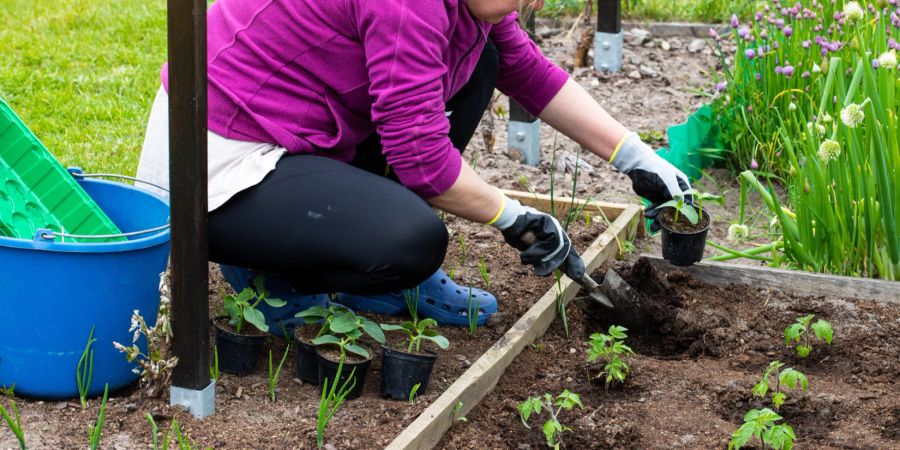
[489,195,586,278]
[611,132,692,232]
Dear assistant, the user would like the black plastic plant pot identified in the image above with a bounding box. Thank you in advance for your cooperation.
[316,348,372,400]
[659,208,711,267]
[293,333,319,385]
[213,319,266,375]
[380,346,437,400]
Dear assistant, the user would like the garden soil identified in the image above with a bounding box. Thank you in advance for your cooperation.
[440,257,900,449]
[0,19,791,450]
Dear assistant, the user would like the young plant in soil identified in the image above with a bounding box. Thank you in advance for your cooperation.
[0,386,26,450]
[316,360,357,449]
[209,345,219,383]
[76,325,96,408]
[311,309,385,360]
[147,414,202,450]
[752,361,808,411]
[466,287,478,336]
[381,317,450,354]
[380,298,450,399]
[293,304,356,384]
[657,189,723,231]
[88,384,109,450]
[784,314,833,358]
[478,256,491,290]
[267,344,290,402]
[223,275,286,334]
[518,390,584,450]
[587,325,635,387]
[729,407,796,450]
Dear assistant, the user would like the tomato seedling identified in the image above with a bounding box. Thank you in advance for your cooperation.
[587,325,634,386]
[752,360,808,410]
[784,314,833,357]
[518,390,583,450]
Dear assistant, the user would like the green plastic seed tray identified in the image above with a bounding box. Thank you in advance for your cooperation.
[0,98,124,242]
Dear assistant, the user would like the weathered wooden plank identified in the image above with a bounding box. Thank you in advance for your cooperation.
[386,204,643,450]
[643,255,900,305]
[502,189,643,237]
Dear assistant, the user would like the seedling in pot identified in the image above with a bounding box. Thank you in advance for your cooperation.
[752,361,808,411]
[294,304,355,340]
[784,314,833,358]
[76,325,97,408]
[381,317,449,354]
[658,189,723,227]
[0,386,26,450]
[729,407,796,450]
[224,275,286,334]
[587,325,634,387]
[518,390,583,450]
[312,310,385,360]
[268,344,290,402]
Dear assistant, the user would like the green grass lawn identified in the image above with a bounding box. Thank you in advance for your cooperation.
[0,0,166,175]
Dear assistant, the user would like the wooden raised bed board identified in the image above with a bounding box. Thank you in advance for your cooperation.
[386,193,643,450]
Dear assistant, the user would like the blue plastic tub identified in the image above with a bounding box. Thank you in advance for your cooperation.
[0,175,170,398]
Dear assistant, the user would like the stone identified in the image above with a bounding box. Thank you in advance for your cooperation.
[628,70,641,80]
[688,38,706,53]
[324,444,338,450]
[624,28,652,46]
[659,40,671,51]
[639,65,658,78]
[590,78,600,88]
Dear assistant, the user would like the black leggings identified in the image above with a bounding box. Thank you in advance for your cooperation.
[208,42,499,295]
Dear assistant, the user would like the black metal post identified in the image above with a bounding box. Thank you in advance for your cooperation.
[168,0,209,392]
[597,0,622,34]
[594,0,623,73]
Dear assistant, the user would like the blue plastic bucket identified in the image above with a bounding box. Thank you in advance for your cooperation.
[0,175,170,398]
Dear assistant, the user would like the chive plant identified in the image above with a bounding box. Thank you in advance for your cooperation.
[713,0,900,280]
[0,387,25,450]
[77,325,97,408]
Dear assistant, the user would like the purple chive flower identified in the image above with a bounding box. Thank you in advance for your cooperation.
[709,28,720,40]
[775,18,786,28]
[761,29,768,39]
[873,59,881,68]
[755,72,762,80]
[756,11,764,21]
[751,158,760,170]
[783,65,795,77]
[803,39,811,48]
[731,14,740,28]
[739,26,752,39]
[745,48,757,59]
[748,105,754,113]
[775,66,784,74]
[715,81,728,92]
[784,26,793,37]
[802,71,811,78]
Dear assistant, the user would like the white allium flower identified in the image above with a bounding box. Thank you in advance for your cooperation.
[789,102,797,111]
[841,103,865,128]
[818,139,842,162]
[816,124,827,138]
[843,1,865,22]
[877,51,897,69]
[822,114,833,124]
[812,63,822,74]
[727,223,751,242]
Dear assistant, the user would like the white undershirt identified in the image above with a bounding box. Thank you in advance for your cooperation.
[136,86,287,212]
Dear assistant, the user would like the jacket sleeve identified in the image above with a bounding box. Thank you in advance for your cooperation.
[356,0,462,198]
[490,13,569,117]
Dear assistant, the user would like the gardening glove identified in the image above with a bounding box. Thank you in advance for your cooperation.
[489,194,585,279]
[611,132,692,232]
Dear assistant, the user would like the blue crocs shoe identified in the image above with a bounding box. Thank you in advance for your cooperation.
[333,269,498,327]
[218,264,329,336]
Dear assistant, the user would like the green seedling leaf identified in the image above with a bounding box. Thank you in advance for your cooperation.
[329,313,358,334]
[542,419,564,448]
[796,345,811,358]
[518,397,542,427]
[243,307,268,333]
[784,323,804,345]
[608,326,628,340]
[345,343,370,359]
[811,319,833,344]
[422,334,450,349]
[763,423,796,450]
[752,378,769,398]
[264,297,287,308]
[380,324,405,332]
[680,204,700,225]
[295,305,328,319]
[555,390,583,410]
[235,288,255,303]
[772,392,786,410]
[797,314,814,327]
[312,335,341,346]
[729,421,760,450]
[361,319,385,344]
[779,368,808,392]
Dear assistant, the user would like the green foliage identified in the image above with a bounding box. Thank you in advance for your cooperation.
[784,314,833,358]
[752,361,807,410]
[294,304,354,339]
[518,390,583,449]
[587,325,635,386]
[729,408,796,450]
[622,0,740,23]
[0,386,26,450]
[223,275,286,334]
[209,345,219,383]
[77,325,97,408]
[408,383,421,404]
[478,256,491,290]
[452,401,467,423]
[658,189,723,226]
[147,415,204,450]
[466,287,478,337]
[268,344,291,402]
[317,361,357,449]
[311,309,385,360]
[382,317,450,354]
[88,384,109,450]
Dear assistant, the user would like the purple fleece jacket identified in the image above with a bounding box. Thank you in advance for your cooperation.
[162,0,568,198]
